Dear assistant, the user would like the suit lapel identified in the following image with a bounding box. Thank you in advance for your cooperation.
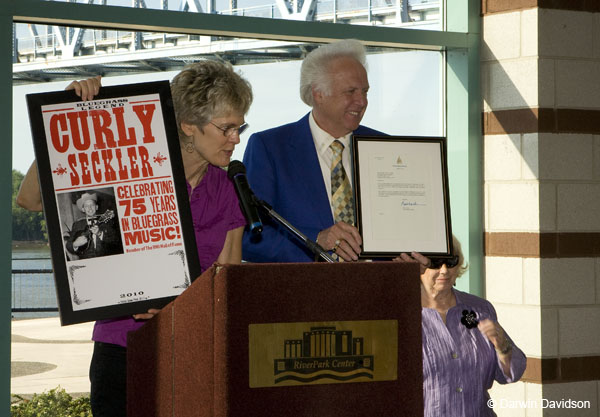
[287,114,334,229]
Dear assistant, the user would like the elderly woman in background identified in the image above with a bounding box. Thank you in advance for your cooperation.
[397,239,526,417]
[16,60,252,417]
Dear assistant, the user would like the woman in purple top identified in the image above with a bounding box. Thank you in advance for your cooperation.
[397,238,526,417]
[90,62,251,417]
[17,62,252,417]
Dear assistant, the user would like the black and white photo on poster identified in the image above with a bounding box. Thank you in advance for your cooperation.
[57,187,123,261]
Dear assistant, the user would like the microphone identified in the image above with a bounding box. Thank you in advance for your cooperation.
[227,160,263,235]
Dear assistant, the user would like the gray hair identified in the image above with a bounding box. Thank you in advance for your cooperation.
[170,60,253,140]
[452,236,469,278]
[300,39,367,107]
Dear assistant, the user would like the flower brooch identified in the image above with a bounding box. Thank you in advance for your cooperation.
[460,309,479,329]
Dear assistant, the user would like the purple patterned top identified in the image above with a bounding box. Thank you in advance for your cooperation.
[422,289,526,417]
[92,165,246,347]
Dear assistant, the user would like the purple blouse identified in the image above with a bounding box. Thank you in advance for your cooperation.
[92,165,246,347]
[422,289,526,417]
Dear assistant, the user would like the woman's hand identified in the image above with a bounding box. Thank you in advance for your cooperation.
[478,319,511,355]
[66,75,102,101]
[479,318,513,376]
[393,252,431,274]
[132,308,161,321]
[16,77,102,213]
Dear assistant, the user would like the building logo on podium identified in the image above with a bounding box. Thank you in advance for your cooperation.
[249,320,398,388]
[273,326,374,384]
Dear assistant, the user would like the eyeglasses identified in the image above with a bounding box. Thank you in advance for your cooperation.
[428,255,460,269]
[209,121,249,138]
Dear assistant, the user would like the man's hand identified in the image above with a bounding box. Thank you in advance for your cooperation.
[89,226,104,240]
[66,76,102,101]
[317,222,362,261]
[72,235,88,250]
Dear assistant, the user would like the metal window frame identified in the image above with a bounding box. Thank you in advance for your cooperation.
[0,0,481,408]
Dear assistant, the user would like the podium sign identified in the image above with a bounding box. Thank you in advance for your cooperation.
[249,320,398,388]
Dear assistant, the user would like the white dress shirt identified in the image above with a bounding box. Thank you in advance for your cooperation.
[308,112,353,218]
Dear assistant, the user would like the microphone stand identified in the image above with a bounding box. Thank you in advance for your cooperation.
[253,197,335,263]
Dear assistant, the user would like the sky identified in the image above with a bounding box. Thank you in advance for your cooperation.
[12,50,442,174]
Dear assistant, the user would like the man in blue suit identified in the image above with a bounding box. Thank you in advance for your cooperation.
[243,39,382,263]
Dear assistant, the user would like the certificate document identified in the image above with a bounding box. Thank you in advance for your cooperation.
[352,136,452,257]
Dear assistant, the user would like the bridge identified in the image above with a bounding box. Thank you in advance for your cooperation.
[13,0,440,83]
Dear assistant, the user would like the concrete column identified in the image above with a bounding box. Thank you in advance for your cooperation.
[482,1,600,414]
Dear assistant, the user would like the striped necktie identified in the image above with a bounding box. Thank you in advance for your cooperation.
[330,140,354,225]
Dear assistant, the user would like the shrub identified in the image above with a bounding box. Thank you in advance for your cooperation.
[11,387,91,417]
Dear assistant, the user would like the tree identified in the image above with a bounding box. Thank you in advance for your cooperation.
[12,169,47,241]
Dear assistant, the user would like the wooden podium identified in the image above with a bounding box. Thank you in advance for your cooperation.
[127,262,423,417]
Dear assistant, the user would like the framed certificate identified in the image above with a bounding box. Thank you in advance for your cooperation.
[352,135,453,259]
[27,81,201,325]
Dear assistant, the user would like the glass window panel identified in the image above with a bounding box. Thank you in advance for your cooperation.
[40,0,442,29]
[13,25,441,174]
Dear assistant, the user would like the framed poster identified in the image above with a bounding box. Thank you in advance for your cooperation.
[27,81,201,325]
[352,135,453,259]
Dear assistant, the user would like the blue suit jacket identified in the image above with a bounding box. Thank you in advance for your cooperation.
[242,113,383,263]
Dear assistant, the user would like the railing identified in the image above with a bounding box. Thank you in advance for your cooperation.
[217,4,280,18]
[14,0,440,62]
[12,257,58,313]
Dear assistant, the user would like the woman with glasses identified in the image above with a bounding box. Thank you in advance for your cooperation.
[396,238,526,417]
[168,61,251,273]
[16,61,253,417]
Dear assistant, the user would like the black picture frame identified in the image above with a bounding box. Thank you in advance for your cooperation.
[352,135,453,259]
[27,81,201,325]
